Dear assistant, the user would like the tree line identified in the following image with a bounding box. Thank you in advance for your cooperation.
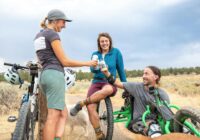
[1,66,200,82]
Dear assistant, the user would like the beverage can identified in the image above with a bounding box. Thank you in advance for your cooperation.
[92,55,99,70]
[92,55,98,61]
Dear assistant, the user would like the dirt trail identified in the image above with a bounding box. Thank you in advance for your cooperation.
[0,92,200,140]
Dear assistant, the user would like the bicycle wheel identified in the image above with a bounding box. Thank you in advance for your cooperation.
[12,99,38,140]
[97,97,114,140]
[173,107,200,136]
[30,96,39,140]
[12,100,31,140]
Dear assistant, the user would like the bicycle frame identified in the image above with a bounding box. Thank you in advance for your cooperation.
[113,93,132,127]
[4,62,41,139]
[28,64,40,115]
[113,105,131,127]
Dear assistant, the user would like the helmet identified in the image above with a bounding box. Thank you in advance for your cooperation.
[4,68,23,85]
[64,68,76,90]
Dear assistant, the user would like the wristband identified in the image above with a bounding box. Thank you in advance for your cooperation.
[106,74,116,85]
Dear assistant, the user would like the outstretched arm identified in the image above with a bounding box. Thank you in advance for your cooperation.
[101,67,124,89]
[51,40,98,67]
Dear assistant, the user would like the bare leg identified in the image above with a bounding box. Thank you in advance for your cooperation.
[43,108,60,140]
[55,107,68,138]
[87,103,105,140]
[87,85,114,103]
[87,104,99,128]
[70,85,114,116]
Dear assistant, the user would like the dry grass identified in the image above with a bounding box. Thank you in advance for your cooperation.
[160,74,200,96]
[0,82,27,115]
[125,74,200,96]
[67,74,200,108]
[67,81,91,94]
[69,75,200,96]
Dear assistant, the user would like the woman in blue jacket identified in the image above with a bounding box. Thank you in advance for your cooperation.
[70,32,126,140]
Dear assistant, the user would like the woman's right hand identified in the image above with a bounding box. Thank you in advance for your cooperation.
[101,67,110,77]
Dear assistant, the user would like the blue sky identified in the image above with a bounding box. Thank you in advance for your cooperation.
[0,0,200,72]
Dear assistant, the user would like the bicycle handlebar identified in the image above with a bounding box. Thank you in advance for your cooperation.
[4,62,29,70]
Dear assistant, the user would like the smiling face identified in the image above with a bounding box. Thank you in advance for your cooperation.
[53,19,66,32]
[99,36,110,53]
[142,67,159,86]
[97,33,113,53]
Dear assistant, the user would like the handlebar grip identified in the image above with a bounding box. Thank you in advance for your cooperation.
[4,62,14,66]
[4,62,28,69]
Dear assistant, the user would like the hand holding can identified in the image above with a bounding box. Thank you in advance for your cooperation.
[99,60,107,71]
[92,55,99,70]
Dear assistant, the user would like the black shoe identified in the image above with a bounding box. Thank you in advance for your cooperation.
[70,102,82,116]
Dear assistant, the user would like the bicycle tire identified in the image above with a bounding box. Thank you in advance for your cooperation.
[97,97,114,140]
[12,99,38,140]
[12,101,31,140]
[30,96,39,140]
[173,106,200,136]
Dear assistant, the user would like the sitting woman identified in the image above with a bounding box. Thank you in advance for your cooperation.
[70,32,127,140]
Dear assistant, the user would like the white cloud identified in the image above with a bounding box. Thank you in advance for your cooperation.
[0,0,196,70]
[170,42,200,67]
[157,0,187,7]
[0,58,6,73]
[0,0,188,21]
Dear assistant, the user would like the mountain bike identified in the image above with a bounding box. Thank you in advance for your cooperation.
[97,87,200,140]
[4,62,41,140]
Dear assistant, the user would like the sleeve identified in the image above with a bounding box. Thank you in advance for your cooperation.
[116,49,127,82]
[122,82,137,97]
[48,30,60,43]
[158,89,170,104]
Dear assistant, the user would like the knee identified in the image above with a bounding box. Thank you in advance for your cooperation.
[60,108,68,119]
[102,86,113,94]
[47,109,61,120]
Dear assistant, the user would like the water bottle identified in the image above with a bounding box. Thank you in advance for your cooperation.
[92,55,99,70]
[99,60,107,70]
[147,123,162,138]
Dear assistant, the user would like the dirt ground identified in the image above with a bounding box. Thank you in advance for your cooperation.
[1,91,200,140]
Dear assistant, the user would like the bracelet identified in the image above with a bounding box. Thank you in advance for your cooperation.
[106,74,116,85]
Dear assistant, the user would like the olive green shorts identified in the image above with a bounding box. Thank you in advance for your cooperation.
[40,69,65,110]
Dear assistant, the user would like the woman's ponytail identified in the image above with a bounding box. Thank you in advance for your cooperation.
[40,17,48,28]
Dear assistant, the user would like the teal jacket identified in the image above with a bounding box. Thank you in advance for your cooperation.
[90,48,127,83]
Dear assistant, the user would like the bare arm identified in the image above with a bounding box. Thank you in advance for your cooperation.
[101,67,124,89]
[51,40,97,67]
[113,79,124,89]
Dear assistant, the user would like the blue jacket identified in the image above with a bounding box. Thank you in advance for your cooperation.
[90,48,127,83]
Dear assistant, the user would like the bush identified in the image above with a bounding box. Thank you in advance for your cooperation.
[0,83,20,115]
[0,73,5,82]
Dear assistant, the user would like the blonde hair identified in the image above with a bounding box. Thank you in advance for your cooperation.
[40,17,48,29]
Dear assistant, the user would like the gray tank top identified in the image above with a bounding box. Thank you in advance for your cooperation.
[34,28,64,73]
